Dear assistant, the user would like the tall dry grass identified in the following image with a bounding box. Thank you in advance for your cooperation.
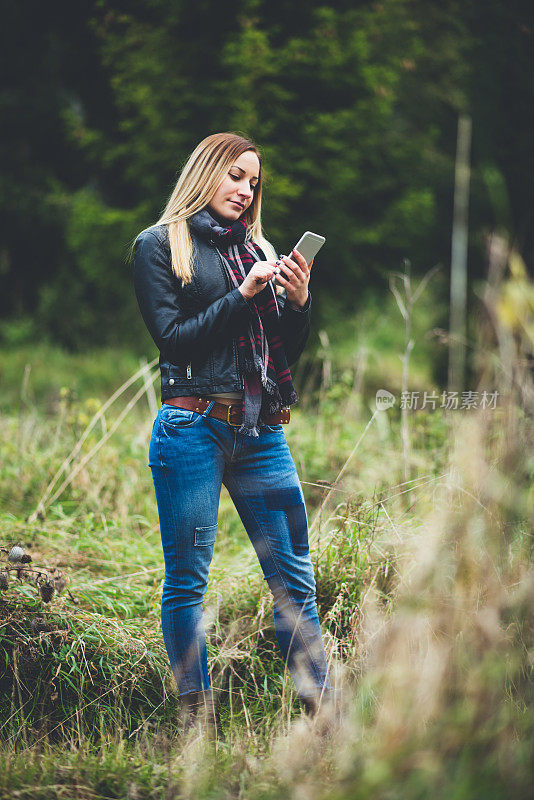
[250,238,534,799]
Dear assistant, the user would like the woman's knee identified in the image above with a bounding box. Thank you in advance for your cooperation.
[162,574,209,607]
[266,569,317,606]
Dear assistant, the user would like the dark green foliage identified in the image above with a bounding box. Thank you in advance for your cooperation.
[1,2,532,348]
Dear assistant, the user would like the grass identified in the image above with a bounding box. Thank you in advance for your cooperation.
[0,264,532,798]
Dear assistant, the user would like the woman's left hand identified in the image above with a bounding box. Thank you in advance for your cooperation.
[274,249,313,308]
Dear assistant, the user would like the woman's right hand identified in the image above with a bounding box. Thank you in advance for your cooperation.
[238,261,278,300]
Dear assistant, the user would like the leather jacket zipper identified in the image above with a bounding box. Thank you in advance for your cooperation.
[187,362,192,379]
[212,243,241,383]
[232,338,239,381]
[212,244,231,290]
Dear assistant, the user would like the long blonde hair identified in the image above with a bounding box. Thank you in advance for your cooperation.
[136,132,277,285]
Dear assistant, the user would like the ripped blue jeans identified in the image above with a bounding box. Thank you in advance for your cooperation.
[148,401,333,701]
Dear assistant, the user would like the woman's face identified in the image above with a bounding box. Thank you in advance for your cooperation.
[207,150,260,223]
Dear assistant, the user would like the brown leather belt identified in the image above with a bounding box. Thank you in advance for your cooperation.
[163,396,291,426]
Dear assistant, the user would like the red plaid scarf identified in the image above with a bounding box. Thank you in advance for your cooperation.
[189,209,298,436]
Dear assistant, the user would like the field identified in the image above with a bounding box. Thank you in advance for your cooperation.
[0,278,532,799]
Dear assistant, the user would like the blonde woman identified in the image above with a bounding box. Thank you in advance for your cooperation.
[133,132,335,741]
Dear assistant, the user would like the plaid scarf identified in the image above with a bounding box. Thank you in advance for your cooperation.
[189,208,298,436]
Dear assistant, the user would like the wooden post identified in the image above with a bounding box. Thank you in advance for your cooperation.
[448,114,472,393]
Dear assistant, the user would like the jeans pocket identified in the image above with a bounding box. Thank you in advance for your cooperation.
[263,424,283,433]
[160,405,202,430]
[194,523,218,547]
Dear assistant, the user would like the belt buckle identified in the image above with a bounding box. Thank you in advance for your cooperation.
[226,404,242,426]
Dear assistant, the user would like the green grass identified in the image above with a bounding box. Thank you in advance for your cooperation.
[0,310,532,799]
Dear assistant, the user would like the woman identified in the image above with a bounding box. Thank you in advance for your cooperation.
[133,132,334,740]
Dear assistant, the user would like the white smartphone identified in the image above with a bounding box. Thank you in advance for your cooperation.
[269,230,325,289]
[291,231,325,264]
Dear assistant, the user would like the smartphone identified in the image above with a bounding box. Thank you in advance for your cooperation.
[270,230,325,290]
[291,231,325,265]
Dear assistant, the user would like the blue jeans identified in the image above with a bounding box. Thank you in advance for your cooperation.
[148,401,333,701]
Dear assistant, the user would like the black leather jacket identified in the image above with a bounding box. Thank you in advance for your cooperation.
[133,224,312,401]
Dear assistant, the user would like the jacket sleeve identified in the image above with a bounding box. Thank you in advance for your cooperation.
[277,290,312,366]
[133,230,253,366]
